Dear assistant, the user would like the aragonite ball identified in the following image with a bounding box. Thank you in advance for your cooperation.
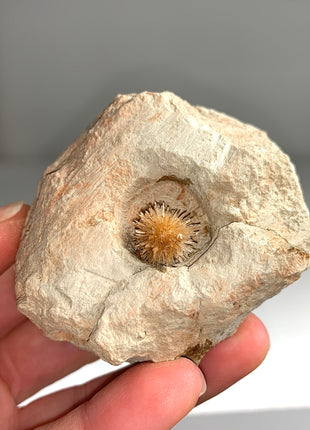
[132,201,200,266]
[15,91,310,365]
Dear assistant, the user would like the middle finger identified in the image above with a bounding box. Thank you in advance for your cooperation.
[0,319,97,404]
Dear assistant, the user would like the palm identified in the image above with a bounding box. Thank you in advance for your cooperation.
[0,204,269,429]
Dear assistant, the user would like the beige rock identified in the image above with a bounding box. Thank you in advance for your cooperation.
[15,91,310,365]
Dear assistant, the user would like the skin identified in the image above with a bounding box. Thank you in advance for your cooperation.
[0,203,270,430]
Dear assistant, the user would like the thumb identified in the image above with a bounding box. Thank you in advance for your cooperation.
[36,358,206,430]
[0,201,29,274]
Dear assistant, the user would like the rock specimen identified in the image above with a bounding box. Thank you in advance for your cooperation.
[15,91,310,365]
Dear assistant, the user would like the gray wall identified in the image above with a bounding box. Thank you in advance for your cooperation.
[1,0,309,163]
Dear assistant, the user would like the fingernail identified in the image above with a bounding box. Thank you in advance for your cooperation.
[181,356,207,397]
[198,366,207,396]
[0,201,24,222]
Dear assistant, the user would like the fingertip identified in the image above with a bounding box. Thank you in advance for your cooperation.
[236,313,270,365]
[0,201,24,223]
[10,202,30,224]
[126,358,206,412]
[198,313,270,403]
[177,357,207,397]
[0,201,30,226]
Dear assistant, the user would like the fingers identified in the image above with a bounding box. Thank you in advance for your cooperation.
[0,320,97,404]
[33,358,205,430]
[0,201,29,275]
[198,313,270,403]
[18,314,268,429]
[0,200,97,404]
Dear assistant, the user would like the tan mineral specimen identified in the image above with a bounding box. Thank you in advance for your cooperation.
[15,91,310,365]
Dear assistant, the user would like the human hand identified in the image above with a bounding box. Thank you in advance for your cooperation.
[0,201,269,430]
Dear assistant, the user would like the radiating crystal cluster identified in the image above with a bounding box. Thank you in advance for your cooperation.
[132,201,200,266]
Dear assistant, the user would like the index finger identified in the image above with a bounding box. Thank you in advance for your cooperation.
[0,202,29,336]
[0,201,29,275]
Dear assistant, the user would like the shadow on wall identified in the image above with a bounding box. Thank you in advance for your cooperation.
[173,408,310,430]
[31,65,288,163]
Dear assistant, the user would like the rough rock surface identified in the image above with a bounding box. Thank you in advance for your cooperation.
[15,91,310,365]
